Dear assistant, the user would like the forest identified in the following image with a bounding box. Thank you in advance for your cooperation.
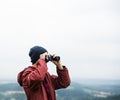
[0,80,120,100]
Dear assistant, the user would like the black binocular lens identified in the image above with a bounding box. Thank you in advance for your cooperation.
[45,55,60,62]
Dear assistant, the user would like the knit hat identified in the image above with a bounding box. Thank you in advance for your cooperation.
[29,46,47,64]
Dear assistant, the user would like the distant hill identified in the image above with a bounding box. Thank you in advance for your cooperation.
[57,81,120,100]
[0,80,120,100]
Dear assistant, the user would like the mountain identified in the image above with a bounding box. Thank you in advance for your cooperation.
[0,80,120,100]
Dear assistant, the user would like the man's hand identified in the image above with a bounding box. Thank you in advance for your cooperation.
[52,54,64,70]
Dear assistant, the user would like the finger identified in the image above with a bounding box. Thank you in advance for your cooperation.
[52,54,56,58]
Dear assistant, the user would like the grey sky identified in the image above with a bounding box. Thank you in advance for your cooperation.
[0,0,120,80]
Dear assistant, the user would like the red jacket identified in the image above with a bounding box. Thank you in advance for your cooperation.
[17,59,71,100]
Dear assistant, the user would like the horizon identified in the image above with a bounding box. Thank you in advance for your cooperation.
[1,77,120,82]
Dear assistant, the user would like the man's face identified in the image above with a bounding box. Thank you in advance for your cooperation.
[39,52,48,60]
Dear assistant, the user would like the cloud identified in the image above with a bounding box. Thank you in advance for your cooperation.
[0,0,120,80]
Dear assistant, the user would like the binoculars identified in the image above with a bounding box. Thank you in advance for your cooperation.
[45,55,60,62]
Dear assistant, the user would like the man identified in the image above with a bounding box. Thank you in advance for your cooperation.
[17,46,71,100]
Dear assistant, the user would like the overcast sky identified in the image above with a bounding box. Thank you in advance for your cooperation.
[0,0,120,80]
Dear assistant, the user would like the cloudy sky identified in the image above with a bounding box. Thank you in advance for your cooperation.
[0,0,120,80]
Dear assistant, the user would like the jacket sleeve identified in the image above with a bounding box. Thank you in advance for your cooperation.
[51,66,71,90]
[22,59,48,87]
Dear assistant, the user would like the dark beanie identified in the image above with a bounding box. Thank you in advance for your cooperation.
[29,46,47,64]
